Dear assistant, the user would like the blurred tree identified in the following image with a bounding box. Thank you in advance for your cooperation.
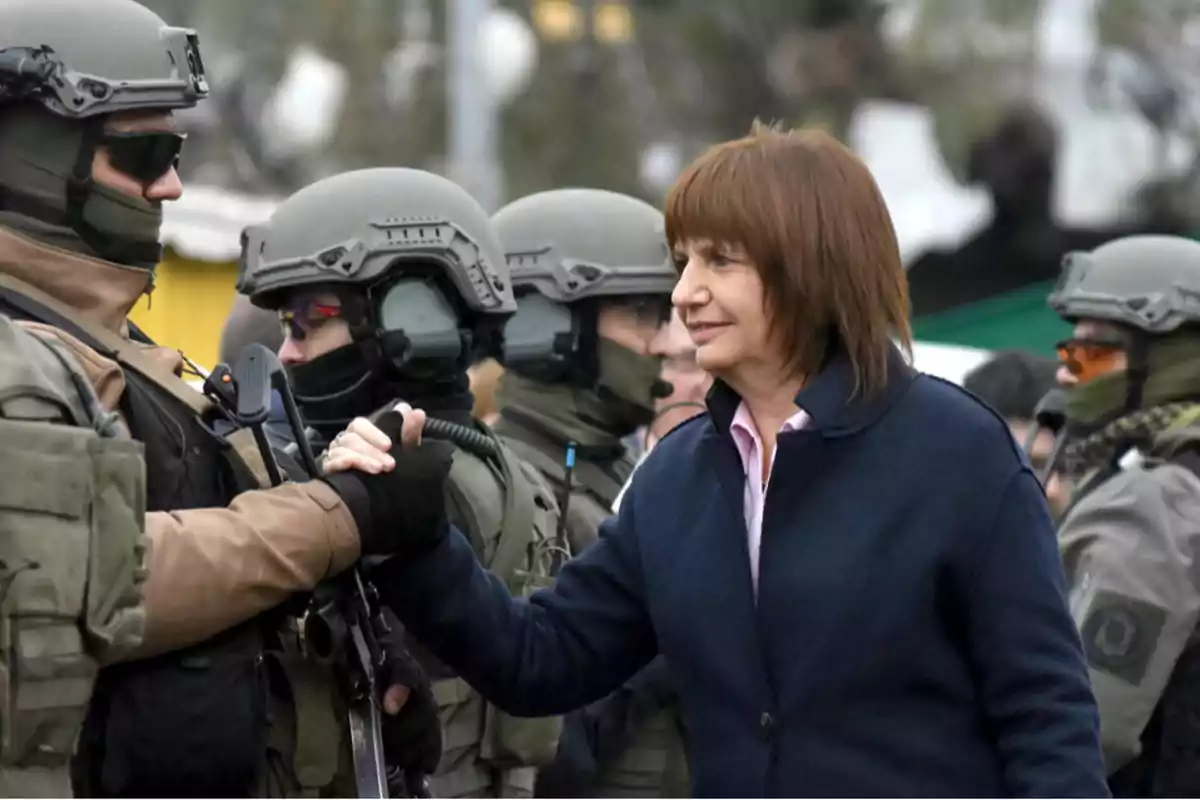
[631,0,901,143]
[901,0,1044,184]
[501,0,641,198]
[499,0,916,201]
[1092,0,1200,230]
[315,0,447,173]
[151,0,1163,212]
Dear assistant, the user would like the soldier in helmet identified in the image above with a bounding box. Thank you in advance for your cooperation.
[492,189,675,549]
[220,293,284,366]
[0,1,435,796]
[238,166,567,799]
[217,293,293,444]
[484,188,688,797]
[1050,234,1200,795]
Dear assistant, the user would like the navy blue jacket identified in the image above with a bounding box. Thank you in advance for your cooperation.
[377,348,1108,797]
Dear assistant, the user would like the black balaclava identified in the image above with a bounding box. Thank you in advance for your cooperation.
[284,286,476,446]
[0,105,164,271]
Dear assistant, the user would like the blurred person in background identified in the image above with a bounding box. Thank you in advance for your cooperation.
[468,357,504,426]
[485,188,687,798]
[647,308,712,449]
[906,100,1181,323]
[613,308,712,513]
[216,293,292,443]
[325,123,1107,797]
[1050,234,1200,796]
[219,292,284,365]
[963,349,1068,516]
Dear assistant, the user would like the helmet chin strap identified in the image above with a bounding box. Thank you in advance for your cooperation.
[1123,332,1150,413]
[64,117,104,248]
[0,113,163,268]
[66,117,163,267]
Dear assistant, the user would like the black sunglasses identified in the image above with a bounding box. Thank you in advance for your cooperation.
[101,131,186,184]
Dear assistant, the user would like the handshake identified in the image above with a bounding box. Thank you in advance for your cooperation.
[321,402,456,559]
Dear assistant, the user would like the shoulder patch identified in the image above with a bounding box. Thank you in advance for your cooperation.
[1080,589,1167,686]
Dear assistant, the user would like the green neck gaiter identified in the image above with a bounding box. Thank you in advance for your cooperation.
[1066,331,1200,428]
[498,339,664,448]
[0,107,163,272]
[594,336,665,421]
[80,182,165,269]
[496,372,619,449]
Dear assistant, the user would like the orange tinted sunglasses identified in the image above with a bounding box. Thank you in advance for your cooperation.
[1056,337,1125,383]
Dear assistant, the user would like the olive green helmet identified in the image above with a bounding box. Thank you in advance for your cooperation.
[1049,234,1200,334]
[492,188,676,302]
[239,167,515,316]
[0,0,208,118]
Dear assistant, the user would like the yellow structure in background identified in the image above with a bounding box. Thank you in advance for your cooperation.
[128,247,240,372]
[133,183,277,373]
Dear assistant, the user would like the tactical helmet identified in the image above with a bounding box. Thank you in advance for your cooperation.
[493,188,676,303]
[493,188,675,430]
[239,167,514,316]
[219,294,283,366]
[0,0,208,118]
[1049,234,1200,334]
[494,188,675,367]
[0,0,208,270]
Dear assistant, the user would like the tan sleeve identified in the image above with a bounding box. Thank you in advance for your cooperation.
[122,481,362,660]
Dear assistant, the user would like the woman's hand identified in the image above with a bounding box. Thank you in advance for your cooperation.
[322,403,429,475]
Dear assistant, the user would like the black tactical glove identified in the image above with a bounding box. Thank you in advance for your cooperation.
[322,411,454,557]
[376,609,443,781]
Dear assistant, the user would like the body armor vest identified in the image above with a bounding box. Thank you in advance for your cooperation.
[269,400,560,799]
[395,418,562,799]
[0,291,277,797]
[494,415,690,798]
[72,366,271,797]
[0,317,145,799]
[492,414,632,556]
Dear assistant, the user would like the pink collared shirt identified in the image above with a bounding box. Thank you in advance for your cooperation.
[730,401,811,594]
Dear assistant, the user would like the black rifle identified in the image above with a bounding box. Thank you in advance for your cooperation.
[203,343,405,798]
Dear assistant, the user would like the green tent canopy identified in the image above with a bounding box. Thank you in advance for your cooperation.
[911,280,1069,356]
